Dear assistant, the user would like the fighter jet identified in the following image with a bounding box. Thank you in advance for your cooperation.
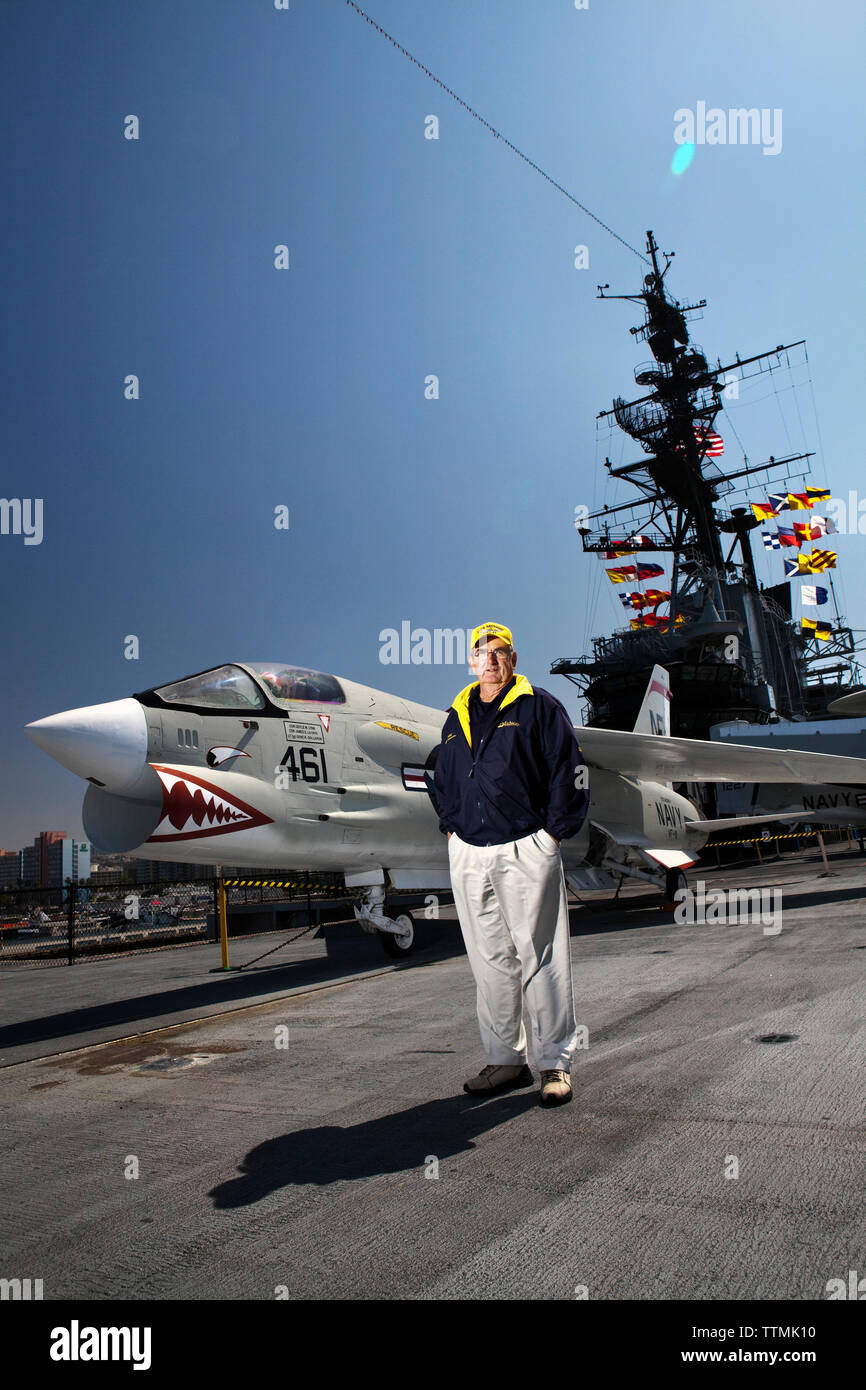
[25,660,866,955]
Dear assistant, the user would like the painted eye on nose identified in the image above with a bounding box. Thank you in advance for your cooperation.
[206,746,251,767]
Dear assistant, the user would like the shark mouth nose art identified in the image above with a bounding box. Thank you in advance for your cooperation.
[148,766,273,842]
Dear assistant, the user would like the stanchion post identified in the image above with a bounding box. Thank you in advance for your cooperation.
[817,830,829,872]
[218,877,230,970]
[67,878,75,966]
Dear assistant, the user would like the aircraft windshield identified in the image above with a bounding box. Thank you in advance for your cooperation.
[154,665,266,710]
[247,663,345,705]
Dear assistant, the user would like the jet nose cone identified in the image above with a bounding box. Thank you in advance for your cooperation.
[26,697,149,793]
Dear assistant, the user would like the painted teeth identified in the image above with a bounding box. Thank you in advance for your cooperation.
[148,768,272,841]
[157,775,249,834]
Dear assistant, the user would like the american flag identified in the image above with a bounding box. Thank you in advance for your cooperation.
[694,426,724,457]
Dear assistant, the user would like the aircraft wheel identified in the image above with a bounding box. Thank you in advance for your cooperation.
[664,868,688,901]
[379,914,416,958]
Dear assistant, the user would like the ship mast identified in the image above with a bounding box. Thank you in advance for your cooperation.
[552,230,843,737]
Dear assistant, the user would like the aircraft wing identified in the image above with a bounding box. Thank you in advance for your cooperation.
[578,726,866,786]
[828,690,866,716]
[683,812,822,835]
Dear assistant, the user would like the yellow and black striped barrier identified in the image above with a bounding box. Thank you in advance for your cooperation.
[708,827,857,847]
[711,830,819,847]
[223,879,343,890]
[705,826,862,872]
[217,876,348,972]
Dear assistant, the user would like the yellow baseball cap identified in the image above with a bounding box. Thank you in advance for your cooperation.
[471,621,513,650]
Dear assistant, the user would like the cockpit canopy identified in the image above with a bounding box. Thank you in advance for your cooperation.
[245,663,345,705]
[150,663,345,712]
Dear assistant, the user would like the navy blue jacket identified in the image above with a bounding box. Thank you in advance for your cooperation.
[427,674,590,846]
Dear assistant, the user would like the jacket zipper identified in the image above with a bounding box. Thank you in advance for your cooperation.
[455,685,530,838]
[467,692,515,829]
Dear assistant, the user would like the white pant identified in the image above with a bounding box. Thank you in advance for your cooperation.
[447,829,577,1072]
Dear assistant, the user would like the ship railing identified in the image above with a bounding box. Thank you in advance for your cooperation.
[759,594,793,625]
[702,461,734,495]
[593,632,683,662]
[633,360,668,385]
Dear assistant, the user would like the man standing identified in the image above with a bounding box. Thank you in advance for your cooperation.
[430,622,590,1107]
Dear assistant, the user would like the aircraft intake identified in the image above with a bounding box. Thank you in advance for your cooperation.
[83,779,165,853]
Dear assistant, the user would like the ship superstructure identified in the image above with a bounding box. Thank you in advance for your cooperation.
[552,232,861,742]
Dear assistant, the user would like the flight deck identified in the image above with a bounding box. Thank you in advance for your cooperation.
[1,841,863,1302]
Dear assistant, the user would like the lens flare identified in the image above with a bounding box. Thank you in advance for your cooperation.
[671,142,695,175]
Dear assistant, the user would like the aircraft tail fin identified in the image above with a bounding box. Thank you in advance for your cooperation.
[633,665,671,737]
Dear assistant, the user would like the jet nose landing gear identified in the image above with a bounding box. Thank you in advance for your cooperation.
[663,867,688,908]
[353,885,417,957]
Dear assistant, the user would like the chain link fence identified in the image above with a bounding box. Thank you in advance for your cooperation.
[0,872,422,967]
[2,827,858,968]
[0,879,216,967]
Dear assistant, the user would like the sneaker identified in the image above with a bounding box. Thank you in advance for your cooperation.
[463,1063,533,1095]
[540,1069,572,1107]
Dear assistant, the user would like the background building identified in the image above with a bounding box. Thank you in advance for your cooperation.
[19,832,91,888]
[0,850,21,888]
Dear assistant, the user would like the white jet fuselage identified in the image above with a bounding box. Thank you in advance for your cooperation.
[28,660,866,892]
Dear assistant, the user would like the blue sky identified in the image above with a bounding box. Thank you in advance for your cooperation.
[2,0,864,846]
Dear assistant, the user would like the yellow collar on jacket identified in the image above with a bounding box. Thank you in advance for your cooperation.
[450,673,534,749]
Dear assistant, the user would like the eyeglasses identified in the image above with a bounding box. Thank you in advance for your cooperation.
[473,648,512,663]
